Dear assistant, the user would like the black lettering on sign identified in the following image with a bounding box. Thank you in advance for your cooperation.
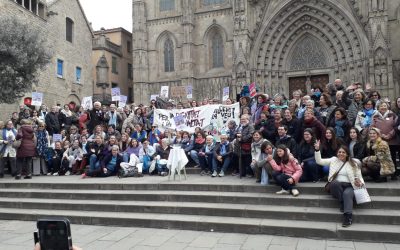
[211,107,236,124]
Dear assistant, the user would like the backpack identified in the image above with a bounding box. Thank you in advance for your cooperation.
[118,166,143,178]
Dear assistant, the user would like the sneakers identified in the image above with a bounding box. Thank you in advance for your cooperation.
[291,189,300,197]
[200,170,206,176]
[24,175,32,179]
[342,213,352,227]
[65,171,71,176]
[276,189,290,195]
[218,170,225,177]
[81,173,87,179]
[46,173,52,176]
[15,175,21,180]
[53,172,59,176]
[211,171,218,177]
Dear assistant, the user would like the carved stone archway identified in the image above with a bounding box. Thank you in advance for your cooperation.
[250,0,370,95]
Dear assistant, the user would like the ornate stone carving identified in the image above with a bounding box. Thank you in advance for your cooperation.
[289,36,327,70]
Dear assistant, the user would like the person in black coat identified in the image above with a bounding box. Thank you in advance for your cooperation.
[276,125,297,158]
[347,127,366,161]
[45,106,60,136]
[86,102,104,134]
[84,145,122,177]
[282,109,302,143]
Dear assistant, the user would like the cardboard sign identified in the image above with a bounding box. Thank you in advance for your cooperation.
[31,92,43,106]
[186,86,193,99]
[160,86,169,98]
[222,87,229,101]
[170,86,187,98]
[81,96,93,110]
[111,87,121,101]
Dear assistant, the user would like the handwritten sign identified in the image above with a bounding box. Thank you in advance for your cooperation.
[31,92,43,106]
[186,86,193,99]
[153,103,240,133]
[81,96,93,110]
[170,86,187,99]
[53,134,62,142]
[118,95,127,108]
[160,86,169,99]
[111,87,121,101]
[222,87,229,101]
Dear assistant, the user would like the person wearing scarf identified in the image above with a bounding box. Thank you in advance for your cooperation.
[328,107,351,140]
[251,94,269,123]
[250,131,268,182]
[0,121,18,177]
[355,99,378,138]
[190,132,206,166]
[213,134,233,177]
[59,104,77,131]
[35,122,50,175]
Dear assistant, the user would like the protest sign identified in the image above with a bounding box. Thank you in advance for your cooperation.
[186,86,193,99]
[31,92,43,106]
[150,94,159,101]
[160,86,169,98]
[81,96,93,110]
[118,95,127,108]
[222,87,229,101]
[170,86,187,99]
[153,103,240,133]
[111,87,121,101]
[53,134,62,142]
[249,82,257,97]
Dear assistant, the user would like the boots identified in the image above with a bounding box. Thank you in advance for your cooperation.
[342,213,352,227]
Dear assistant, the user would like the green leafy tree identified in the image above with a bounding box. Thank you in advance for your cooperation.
[0,16,52,104]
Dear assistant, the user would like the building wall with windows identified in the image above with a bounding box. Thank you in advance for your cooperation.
[0,0,93,119]
[132,0,400,103]
[92,28,133,104]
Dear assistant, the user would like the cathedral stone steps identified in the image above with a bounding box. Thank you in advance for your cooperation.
[0,178,398,243]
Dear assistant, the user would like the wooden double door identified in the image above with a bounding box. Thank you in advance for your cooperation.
[289,74,329,98]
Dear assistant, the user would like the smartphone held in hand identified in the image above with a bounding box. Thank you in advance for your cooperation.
[36,218,73,250]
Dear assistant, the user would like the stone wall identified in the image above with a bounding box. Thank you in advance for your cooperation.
[0,0,93,120]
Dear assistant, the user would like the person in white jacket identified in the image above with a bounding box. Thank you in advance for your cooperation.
[314,140,364,228]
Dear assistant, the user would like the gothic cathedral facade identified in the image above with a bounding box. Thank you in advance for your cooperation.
[132,0,400,103]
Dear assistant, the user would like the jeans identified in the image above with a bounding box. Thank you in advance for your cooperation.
[156,163,168,173]
[214,155,231,172]
[199,153,214,172]
[300,159,319,182]
[190,150,200,165]
[122,152,130,163]
[273,172,295,191]
[89,154,100,171]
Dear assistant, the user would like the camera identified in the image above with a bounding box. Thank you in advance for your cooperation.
[35,218,73,250]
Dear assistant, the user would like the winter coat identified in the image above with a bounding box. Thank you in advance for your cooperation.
[251,139,268,162]
[301,117,326,140]
[0,128,17,157]
[275,136,297,158]
[317,105,336,126]
[315,151,364,189]
[371,111,398,145]
[45,112,60,135]
[87,109,104,134]
[16,125,36,158]
[268,157,303,183]
[282,117,302,143]
[364,138,395,176]
[214,141,234,158]
[239,123,255,155]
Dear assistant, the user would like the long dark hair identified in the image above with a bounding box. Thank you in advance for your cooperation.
[347,127,362,144]
[301,128,316,146]
[274,144,289,165]
[321,127,340,151]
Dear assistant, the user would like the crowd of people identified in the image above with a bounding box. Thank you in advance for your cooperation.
[0,79,399,227]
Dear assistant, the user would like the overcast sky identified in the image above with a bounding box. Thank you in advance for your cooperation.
[79,0,132,31]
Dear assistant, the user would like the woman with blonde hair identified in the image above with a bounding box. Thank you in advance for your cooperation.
[362,127,395,182]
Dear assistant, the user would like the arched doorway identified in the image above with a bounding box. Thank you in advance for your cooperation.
[250,0,370,96]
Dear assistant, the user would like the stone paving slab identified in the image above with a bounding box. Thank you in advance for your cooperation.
[1,220,399,250]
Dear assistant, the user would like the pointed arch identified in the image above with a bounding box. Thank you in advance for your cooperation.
[164,38,175,72]
[203,24,227,70]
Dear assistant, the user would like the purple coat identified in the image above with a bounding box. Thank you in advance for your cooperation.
[16,125,36,157]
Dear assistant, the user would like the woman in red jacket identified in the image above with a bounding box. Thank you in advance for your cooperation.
[267,144,303,196]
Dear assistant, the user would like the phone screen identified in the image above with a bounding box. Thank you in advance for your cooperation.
[38,220,71,250]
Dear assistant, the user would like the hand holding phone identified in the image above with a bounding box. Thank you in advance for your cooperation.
[35,218,73,250]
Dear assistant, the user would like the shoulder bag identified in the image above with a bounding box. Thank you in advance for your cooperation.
[324,161,346,193]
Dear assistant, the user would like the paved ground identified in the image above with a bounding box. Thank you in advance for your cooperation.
[0,220,399,250]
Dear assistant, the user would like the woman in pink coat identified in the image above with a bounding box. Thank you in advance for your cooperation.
[267,145,303,196]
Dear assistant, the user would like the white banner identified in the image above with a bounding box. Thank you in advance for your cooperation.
[153,103,240,133]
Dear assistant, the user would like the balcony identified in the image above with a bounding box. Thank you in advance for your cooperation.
[92,36,122,57]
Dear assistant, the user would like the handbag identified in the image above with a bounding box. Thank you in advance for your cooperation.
[354,186,371,204]
[12,139,22,149]
[324,161,346,193]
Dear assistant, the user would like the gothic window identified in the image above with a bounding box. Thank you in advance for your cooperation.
[289,36,327,71]
[203,0,225,5]
[211,33,224,68]
[66,18,74,43]
[160,0,175,11]
[164,38,175,72]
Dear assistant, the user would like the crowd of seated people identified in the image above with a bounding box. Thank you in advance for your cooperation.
[0,80,398,194]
